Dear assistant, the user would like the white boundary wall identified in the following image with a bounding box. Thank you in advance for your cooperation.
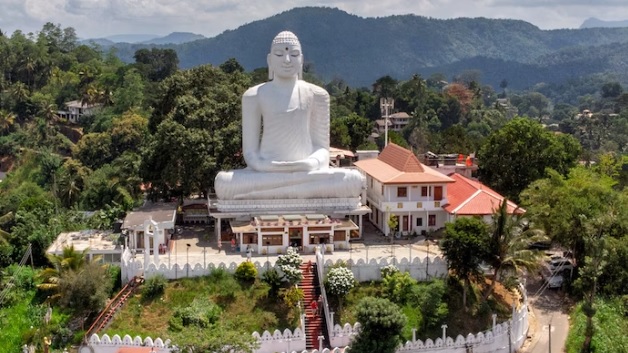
[112,250,526,353]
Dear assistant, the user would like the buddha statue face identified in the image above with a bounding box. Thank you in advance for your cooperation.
[267,31,303,80]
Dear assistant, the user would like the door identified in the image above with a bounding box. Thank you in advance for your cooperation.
[402,216,409,232]
[434,186,443,201]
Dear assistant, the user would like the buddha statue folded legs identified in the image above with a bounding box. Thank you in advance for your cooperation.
[214,31,366,209]
[215,168,365,200]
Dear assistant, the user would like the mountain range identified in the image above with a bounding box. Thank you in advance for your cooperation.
[580,17,628,29]
[105,7,628,89]
[84,32,204,46]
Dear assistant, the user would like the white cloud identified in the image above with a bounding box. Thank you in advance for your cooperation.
[0,0,626,38]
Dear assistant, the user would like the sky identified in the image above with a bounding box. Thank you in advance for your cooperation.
[1,0,627,39]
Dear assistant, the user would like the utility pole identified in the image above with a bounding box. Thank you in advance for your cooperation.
[508,321,512,353]
[380,97,394,147]
[549,322,552,353]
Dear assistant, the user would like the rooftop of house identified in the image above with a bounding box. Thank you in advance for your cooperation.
[329,146,356,159]
[122,202,177,229]
[444,173,523,215]
[63,100,102,109]
[354,143,454,184]
[389,112,411,119]
[47,229,121,254]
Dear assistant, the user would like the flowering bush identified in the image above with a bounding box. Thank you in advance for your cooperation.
[380,264,400,279]
[277,247,302,268]
[326,267,355,298]
[280,265,303,285]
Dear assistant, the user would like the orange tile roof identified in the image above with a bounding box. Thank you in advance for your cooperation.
[354,143,454,184]
[378,143,424,173]
[444,173,523,215]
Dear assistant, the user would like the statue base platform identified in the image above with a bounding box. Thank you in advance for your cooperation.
[210,197,364,215]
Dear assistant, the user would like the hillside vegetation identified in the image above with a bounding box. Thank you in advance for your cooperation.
[104,7,628,89]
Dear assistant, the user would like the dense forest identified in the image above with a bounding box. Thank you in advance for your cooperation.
[0,22,626,353]
[102,7,628,89]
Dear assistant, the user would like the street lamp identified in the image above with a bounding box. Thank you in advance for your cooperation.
[266,240,270,270]
[186,243,191,277]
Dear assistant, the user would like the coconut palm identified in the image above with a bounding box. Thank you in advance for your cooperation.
[482,199,548,299]
[37,245,90,302]
[0,110,16,132]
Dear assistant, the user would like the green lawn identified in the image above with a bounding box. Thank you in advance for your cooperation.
[104,270,299,340]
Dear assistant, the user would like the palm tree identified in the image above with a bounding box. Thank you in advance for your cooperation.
[482,199,548,299]
[0,110,15,132]
[37,245,90,302]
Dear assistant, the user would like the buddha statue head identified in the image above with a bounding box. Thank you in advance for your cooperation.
[267,31,303,80]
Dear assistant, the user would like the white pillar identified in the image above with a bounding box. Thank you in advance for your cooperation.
[153,227,160,265]
[359,214,363,237]
[441,324,448,341]
[143,231,149,267]
[215,218,221,243]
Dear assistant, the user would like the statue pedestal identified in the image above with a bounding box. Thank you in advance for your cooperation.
[214,197,362,213]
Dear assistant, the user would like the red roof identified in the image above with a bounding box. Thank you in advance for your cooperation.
[444,173,523,215]
[354,143,454,184]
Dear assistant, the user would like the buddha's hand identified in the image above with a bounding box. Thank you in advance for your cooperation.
[271,158,319,172]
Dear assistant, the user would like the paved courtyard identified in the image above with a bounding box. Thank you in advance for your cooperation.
[159,219,443,268]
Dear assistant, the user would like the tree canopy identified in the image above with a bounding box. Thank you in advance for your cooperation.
[477,117,581,201]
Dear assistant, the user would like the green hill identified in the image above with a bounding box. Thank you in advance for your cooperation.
[107,7,628,89]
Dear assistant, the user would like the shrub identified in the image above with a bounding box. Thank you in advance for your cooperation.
[281,286,304,309]
[326,267,355,298]
[383,271,417,304]
[169,298,222,330]
[380,264,400,279]
[235,261,258,282]
[281,265,303,285]
[276,247,303,285]
[262,268,283,295]
[108,265,122,294]
[277,247,302,268]
[141,274,167,300]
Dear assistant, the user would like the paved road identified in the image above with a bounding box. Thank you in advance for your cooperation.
[522,276,571,353]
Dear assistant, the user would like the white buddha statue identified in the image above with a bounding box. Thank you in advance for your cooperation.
[215,31,365,201]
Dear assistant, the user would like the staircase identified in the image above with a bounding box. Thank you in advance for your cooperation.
[84,276,144,340]
[300,261,324,350]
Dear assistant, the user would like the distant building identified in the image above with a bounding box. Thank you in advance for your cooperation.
[47,229,123,264]
[180,198,210,224]
[422,151,478,179]
[329,147,357,167]
[376,112,411,133]
[121,202,177,253]
[57,100,102,124]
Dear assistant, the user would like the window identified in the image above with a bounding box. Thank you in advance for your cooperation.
[243,233,257,244]
[262,235,283,246]
[397,187,408,198]
[381,185,384,195]
[370,177,373,188]
[428,215,436,227]
[416,218,423,226]
[421,186,428,197]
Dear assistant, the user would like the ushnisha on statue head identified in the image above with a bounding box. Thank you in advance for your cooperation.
[267,31,303,80]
